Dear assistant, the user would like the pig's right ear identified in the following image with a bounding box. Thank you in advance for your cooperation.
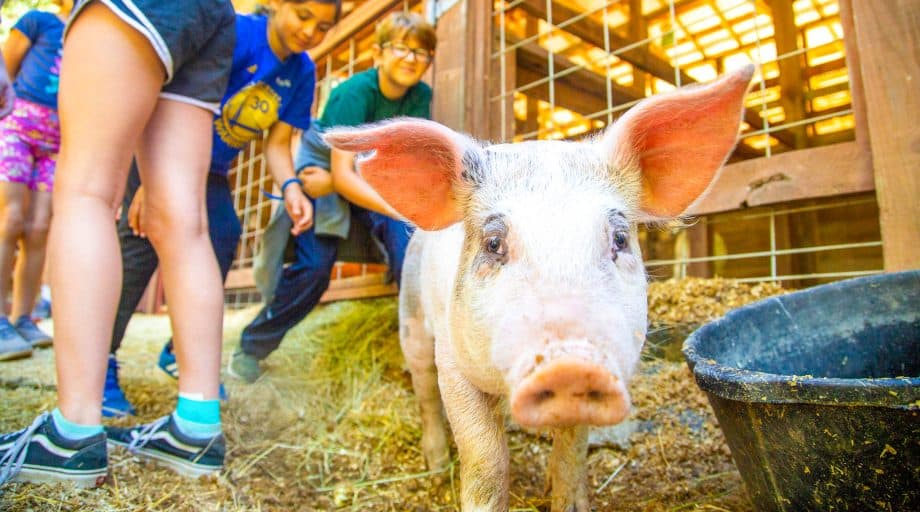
[602,65,754,219]
[324,118,476,230]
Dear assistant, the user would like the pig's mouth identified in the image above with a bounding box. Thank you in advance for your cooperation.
[509,356,631,428]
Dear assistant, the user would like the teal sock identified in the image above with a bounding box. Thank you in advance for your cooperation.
[174,395,221,439]
[51,408,104,440]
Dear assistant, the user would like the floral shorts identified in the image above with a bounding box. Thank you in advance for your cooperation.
[0,97,60,192]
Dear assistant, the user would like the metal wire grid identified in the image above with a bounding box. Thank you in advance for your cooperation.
[491,0,853,151]
[490,0,880,286]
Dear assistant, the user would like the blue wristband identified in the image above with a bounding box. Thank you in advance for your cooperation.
[262,177,302,201]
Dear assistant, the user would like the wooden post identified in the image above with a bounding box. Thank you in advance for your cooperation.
[431,0,493,137]
[848,0,920,271]
[769,0,808,149]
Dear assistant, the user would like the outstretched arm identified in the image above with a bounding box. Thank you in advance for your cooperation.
[265,121,313,235]
[330,146,402,219]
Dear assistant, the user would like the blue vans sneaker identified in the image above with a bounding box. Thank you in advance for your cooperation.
[31,297,52,320]
[106,415,224,478]
[102,355,135,418]
[0,317,32,361]
[14,316,53,349]
[157,341,179,379]
[157,342,228,401]
[0,412,108,488]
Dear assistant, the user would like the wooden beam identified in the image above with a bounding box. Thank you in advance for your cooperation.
[768,0,808,148]
[688,141,874,216]
[848,0,920,271]
[309,0,402,62]
[225,267,397,302]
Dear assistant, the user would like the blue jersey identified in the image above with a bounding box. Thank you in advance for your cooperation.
[210,14,316,175]
[11,10,64,109]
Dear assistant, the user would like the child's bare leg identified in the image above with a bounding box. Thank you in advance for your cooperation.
[136,100,221,400]
[11,190,52,319]
[0,184,27,315]
[51,3,164,425]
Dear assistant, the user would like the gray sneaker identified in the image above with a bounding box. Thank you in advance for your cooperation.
[0,317,32,361]
[227,349,261,383]
[14,316,52,348]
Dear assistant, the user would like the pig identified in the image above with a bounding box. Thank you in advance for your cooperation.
[325,65,755,512]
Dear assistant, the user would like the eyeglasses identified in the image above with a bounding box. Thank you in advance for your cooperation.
[383,42,433,63]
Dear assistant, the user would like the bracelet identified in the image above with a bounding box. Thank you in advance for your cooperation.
[261,177,302,200]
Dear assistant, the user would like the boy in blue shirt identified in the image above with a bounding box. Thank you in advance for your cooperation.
[230,12,437,382]
[102,1,341,419]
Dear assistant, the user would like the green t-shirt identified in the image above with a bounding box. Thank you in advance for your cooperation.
[316,67,432,129]
[298,67,432,241]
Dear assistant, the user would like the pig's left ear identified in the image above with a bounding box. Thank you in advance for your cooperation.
[603,65,754,218]
[324,118,478,230]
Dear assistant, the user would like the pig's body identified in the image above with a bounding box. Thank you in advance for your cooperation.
[326,66,755,511]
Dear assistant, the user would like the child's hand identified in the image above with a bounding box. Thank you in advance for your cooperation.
[284,186,313,236]
[128,185,148,238]
[299,166,333,198]
[0,75,15,119]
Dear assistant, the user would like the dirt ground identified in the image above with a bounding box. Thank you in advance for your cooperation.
[0,279,783,511]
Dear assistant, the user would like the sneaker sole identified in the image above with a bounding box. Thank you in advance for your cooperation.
[11,464,107,488]
[107,439,221,478]
[31,337,53,349]
[0,348,33,361]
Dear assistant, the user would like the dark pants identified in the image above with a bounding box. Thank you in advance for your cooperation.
[240,201,413,359]
[109,164,242,353]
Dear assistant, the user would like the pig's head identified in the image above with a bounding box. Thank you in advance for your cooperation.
[326,65,754,429]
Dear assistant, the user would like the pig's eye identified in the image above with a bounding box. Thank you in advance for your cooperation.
[611,230,629,261]
[485,235,506,257]
[613,231,629,251]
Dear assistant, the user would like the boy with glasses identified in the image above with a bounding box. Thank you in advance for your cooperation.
[229,11,436,382]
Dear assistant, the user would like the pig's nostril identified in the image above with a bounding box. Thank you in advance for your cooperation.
[587,390,605,401]
[535,390,555,403]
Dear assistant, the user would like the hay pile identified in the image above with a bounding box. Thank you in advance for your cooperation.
[0,278,780,511]
[648,277,786,325]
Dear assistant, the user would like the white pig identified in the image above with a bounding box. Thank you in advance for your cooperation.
[325,65,754,512]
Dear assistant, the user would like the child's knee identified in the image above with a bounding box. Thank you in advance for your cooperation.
[0,204,26,237]
[143,202,208,247]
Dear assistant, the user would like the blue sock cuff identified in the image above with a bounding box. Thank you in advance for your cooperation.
[174,395,221,439]
[51,408,104,440]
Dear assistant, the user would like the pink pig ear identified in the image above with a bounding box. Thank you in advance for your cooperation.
[324,118,475,230]
[604,65,754,218]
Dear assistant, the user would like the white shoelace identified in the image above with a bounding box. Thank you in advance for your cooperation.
[126,416,170,454]
[0,412,48,486]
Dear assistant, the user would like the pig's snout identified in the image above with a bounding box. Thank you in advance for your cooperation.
[510,358,630,428]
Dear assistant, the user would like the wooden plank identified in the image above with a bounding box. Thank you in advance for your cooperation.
[768,0,808,148]
[490,46,517,141]
[837,0,872,167]
[687,141,874,216]
[225,268,254,290]
[849,0,920,271]
[431,0,467,130]
[308,0,402,62]
[320,282,398,303]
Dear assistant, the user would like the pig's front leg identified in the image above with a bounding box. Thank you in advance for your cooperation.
[438,355,509,511]
[400,314,450,470]
[547,426,590,512]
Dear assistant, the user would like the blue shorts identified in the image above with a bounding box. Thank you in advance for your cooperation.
[67,0,235,114]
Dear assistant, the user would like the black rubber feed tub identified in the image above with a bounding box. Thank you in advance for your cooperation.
[683,271,919,512]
